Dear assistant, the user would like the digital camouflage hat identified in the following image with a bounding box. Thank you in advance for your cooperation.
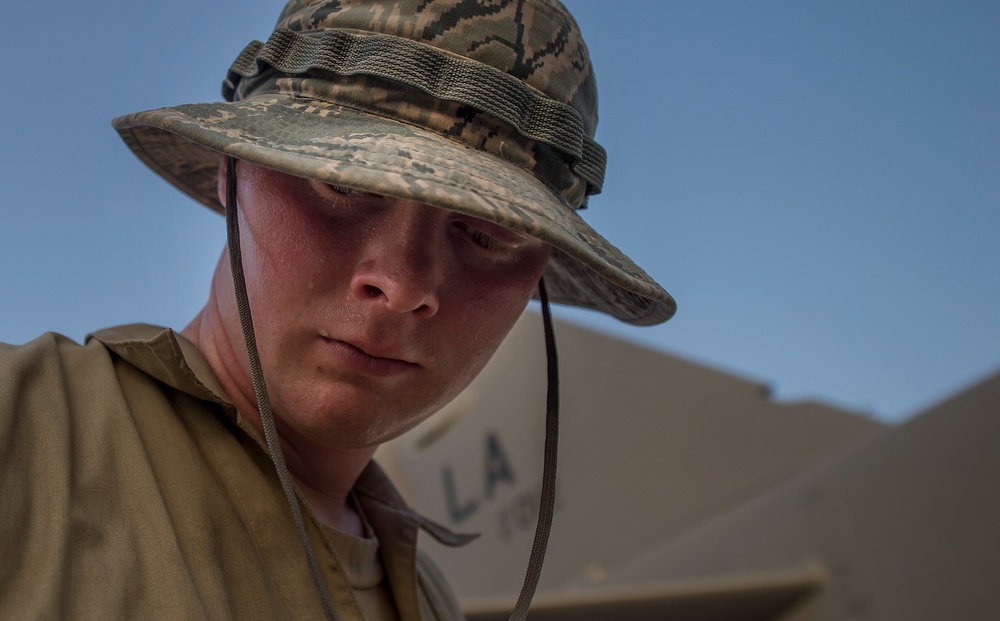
[113,0,676,325]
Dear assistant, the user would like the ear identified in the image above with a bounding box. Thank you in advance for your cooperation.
[216,156,229,208]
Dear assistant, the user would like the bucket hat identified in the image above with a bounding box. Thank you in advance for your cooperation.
[112,0,676,325]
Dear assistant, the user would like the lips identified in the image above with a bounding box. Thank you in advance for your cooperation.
[319,336,418,377]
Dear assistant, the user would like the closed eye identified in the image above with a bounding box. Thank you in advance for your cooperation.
[327,183,373,196]
[453,220,502,251]
[470,228,499,250]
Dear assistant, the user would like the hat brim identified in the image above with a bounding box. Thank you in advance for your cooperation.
[113,93,675,325]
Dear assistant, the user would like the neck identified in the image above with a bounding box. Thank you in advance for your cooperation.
[181,258,374,537]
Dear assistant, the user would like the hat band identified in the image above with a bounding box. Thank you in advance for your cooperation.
[223,28,606,199]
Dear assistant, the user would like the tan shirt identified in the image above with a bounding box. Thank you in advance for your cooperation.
[0,325,470,620]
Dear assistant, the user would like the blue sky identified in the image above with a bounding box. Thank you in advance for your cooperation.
[1,1,997,423]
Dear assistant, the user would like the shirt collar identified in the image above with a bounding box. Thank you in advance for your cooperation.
[87,323,230,406]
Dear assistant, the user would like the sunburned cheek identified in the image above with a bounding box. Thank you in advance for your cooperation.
[241,221,333,306]
[453,290,533,359]
[463,246,547,300]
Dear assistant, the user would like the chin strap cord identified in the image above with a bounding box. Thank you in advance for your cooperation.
[225,157,340,621]
[226,155,558,620]
[509,278,560,621]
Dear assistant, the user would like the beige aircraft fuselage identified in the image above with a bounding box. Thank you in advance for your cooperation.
[377,312,1000,620]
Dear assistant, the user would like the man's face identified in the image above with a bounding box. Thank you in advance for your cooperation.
[217,162,551,449]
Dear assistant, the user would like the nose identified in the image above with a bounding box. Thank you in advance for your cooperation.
[349,203,444,318]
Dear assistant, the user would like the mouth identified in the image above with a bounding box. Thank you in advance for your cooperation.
[319,336,418,377]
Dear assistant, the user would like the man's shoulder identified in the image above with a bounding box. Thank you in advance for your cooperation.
[1,324,170,358]
[0,324,167,386]
[1,329,84,356]
[1,329,109,388]
[1,329,124,420]
[3,323,227,406]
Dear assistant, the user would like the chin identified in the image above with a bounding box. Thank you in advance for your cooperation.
[274,370,468,448]
[284,398,437,449]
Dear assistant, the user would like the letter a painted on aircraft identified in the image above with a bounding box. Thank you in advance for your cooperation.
[484,431,516,500]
